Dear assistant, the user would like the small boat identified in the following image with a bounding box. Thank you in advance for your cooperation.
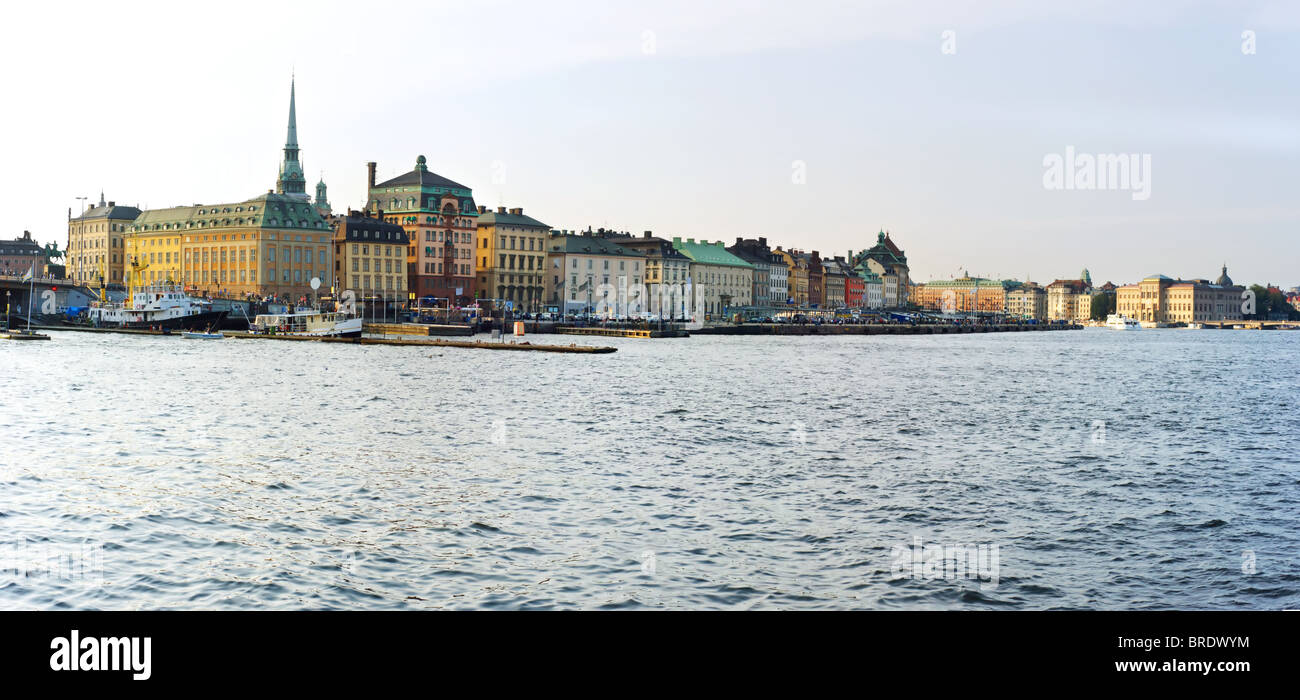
[1105,314,1140,330]
[182,331,225,339]
[2,329,51,340]
[1185,323,1203,330]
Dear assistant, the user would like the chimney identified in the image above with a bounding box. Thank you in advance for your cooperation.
[367,162,377,190]
[643,230,651,238]
[108,201,115,207]
[736,237,743,246]
[759,237,766,247]
[498,206,507,214]
[509,207,522,215]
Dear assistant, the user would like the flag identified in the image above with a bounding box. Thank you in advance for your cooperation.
[21,264,33,283]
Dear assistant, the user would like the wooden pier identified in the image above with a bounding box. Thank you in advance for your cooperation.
[556,326,689,338]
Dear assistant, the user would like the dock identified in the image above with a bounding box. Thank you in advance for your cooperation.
[223,332,616,353]
[691,322,1086,333]
[363,322,475,337]
[556,326,689,338]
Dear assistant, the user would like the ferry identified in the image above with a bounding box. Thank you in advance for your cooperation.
[249,309,362,338]
[86,284,228,331]
[1105,314,1140,330]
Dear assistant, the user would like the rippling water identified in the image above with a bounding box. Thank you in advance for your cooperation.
[1,328,1297,609]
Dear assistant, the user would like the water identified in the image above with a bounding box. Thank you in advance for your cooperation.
[1,328,1297,610]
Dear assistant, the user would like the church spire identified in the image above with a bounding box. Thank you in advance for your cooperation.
[276,75,307,198]
[286,75,298,149]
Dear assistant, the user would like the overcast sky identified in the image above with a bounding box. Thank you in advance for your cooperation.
[2,0,1296,286]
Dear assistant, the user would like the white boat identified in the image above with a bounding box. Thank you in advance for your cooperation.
[1185,323,1203,330]
[86,284,228,330]
[182,331,225,339]
[1105,314,1140,330]
[249,309,362,338]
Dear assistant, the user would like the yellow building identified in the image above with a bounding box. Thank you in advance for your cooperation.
[125,229,183,288]
[1115,267,1244,323]
[66,194,140,288]
[125,192,334,300]
[333,211,409,310]
[475,206,550,312]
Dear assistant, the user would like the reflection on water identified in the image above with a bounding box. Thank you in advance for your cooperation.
[1,329,1297,609]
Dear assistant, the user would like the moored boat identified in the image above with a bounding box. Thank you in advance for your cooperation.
[182,331,225,339]
[2,329,50,340]
[86,284,228,331]
[1105,314,1140,330]
[249,309,362,338]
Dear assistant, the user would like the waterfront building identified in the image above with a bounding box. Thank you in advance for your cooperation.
[115,78,335,301]
[1114,266,1245,323]
[726,238,775,307]
[124,225,182,287]
[911,276,1007,314]
[671,237,754,316]
[843,264,864,308]
[595,230,691,294]
[545,229,645,314]
[475,206,550,312]
[66,194,140,287]
[0,231,48,278]
[767,249,789,306]
[823,257,846,308]
[850,231,910,309]
[1046,278,1092,322]
[366,157,478,305]
[128,194,334,299]
[1005,281,1047,320]
[862,269,883,309]
[332,211,409,311]
[772,247,804,305]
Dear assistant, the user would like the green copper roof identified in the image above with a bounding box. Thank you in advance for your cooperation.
[671,237,754,268]
[128,192,331,233]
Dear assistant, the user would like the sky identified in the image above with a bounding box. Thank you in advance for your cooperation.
[1,0,1296,287]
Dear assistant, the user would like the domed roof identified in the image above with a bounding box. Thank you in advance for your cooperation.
[1215,264,1232,286]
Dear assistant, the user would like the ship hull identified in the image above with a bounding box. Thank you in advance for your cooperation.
[95,310,229,331]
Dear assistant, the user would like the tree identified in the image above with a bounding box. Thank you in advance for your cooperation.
[1090,292,1115,320]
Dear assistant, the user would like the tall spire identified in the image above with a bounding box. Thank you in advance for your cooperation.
[286,75,298,149]
[276,74,307,198]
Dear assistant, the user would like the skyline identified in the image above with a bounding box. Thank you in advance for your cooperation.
[3,0,1297,287]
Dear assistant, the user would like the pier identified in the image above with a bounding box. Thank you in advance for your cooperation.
[556,326,690,338]
[691,323,1082,335]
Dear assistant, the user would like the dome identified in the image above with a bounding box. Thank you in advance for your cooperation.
[1215,264,1233,286]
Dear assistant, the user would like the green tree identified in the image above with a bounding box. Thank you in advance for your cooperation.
[1090,292,1115,320]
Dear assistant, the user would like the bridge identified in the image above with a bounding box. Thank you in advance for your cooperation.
[0,274,98,317]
